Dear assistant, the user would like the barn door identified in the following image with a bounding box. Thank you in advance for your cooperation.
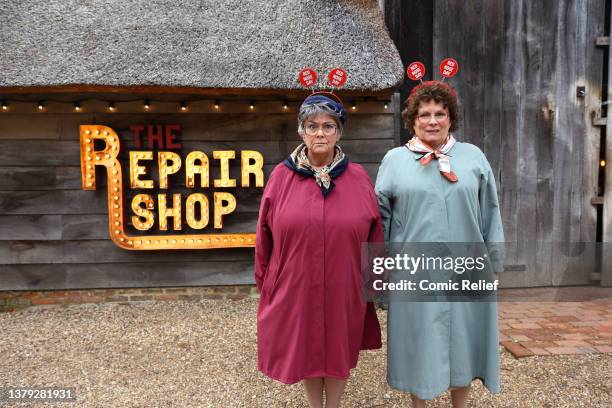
[383,1,610,288]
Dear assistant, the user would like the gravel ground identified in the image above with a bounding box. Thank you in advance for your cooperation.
[0,299,610,407]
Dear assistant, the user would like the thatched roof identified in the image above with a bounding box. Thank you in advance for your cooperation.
[0,0,403,93]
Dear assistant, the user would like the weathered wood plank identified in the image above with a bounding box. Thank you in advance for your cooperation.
[56,166,90,190]
[549,0,588,285]
[345,115,395,140]
[0,262,255,290]
[533,0,559,287]
[0,241,62,265]
[61,214,110,240]
[444,0,467,140]
[0,189,263,215]
[0,114,94,140]
[0,167,56,190]
[460,0,485,149]
[482,0,504,171]
[0,141,79,166]
[0,240,254,265]
[0,215,62,240]
[518,0,549,287]
[341,139,395,162]
[432,0,449,65]
[497,0,522,281]
[61,213,258,240]
[567,0,591,284]
[0,190,105,214]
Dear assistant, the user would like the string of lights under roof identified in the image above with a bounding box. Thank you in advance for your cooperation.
[0,97,391,112]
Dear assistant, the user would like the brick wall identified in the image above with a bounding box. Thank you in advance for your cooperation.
[0,285,258,312]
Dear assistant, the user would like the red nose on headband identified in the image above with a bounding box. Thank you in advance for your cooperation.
[405,59,460,103]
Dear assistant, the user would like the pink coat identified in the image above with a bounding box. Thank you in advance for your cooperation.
[255,162,382,384]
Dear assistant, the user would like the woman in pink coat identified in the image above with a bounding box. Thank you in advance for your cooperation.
[255,93,382,408]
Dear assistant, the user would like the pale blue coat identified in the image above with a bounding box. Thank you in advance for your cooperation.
[375,141,504,400]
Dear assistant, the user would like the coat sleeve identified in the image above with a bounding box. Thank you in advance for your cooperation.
[362,175,383,350]
[374,151,394,243]
[254,167,278,291]
[479,157,505,273]
[359,165,385,246]
[355,168,386,301]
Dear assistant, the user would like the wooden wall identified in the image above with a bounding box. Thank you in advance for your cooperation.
[385,0,607,287]
[0,96,398,290]
[381,0,433,145]
[604,4,612,287]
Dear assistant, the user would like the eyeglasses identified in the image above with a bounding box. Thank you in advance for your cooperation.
[416,112,449,124]
[304,123,338,136]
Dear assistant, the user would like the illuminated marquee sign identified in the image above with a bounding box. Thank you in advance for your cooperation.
[79,124,264,250]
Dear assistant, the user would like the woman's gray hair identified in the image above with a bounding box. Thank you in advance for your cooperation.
[297,102,344,138]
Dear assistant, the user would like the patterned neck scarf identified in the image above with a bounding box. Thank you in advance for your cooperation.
[283,143,349,197]
[406,135,458,182]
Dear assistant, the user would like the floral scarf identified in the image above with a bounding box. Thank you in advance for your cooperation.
[406,135,458,182]
[283,143,349,197]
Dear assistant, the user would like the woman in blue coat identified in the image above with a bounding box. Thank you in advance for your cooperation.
[375,81,504,407]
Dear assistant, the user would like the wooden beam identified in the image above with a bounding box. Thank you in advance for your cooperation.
[602,5,612,287]
[391,93,402,146]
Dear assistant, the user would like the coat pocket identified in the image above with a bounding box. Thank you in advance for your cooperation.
[261,261,280,301]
